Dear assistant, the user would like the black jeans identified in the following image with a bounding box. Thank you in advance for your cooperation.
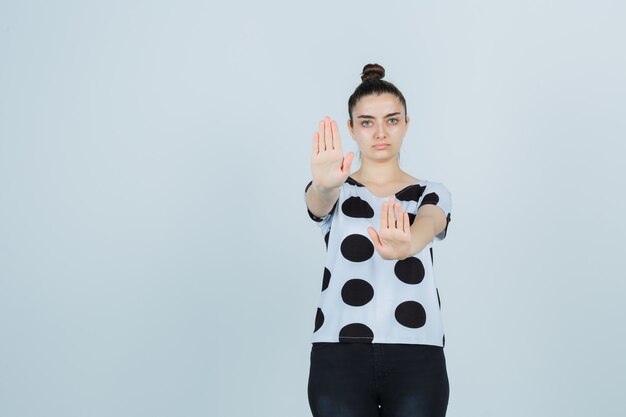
[308,342,449,417]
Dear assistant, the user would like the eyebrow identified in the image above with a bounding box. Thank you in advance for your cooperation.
[357,112,402,119]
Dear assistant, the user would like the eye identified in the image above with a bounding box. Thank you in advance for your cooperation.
[388,118,399,125]
[360,120,372,127]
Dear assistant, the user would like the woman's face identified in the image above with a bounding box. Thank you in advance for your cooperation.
[347,92,409,162]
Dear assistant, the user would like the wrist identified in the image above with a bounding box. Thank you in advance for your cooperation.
[312,182,340,202]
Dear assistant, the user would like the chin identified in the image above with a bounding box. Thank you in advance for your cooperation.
[367,153,397,162]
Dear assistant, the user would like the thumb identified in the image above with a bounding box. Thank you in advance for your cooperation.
[341,152,355,173]
[367,227,382,251]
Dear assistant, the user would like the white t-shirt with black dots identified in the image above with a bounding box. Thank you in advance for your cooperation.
[305,176,452,346]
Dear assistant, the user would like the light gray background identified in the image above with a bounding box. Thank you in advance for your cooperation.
[1,1,625,416]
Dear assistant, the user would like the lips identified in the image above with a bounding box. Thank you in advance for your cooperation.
[373,144,390,150]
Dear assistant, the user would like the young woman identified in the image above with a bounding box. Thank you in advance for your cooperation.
[304,63,452,417]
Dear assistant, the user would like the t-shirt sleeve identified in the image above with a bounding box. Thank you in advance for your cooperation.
[304,181,335,229]
[418,181,452,241]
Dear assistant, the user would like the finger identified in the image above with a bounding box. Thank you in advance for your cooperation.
[312,132,319,155]
[341,151,354,173]
[318,119,326,151]
[403,212,410,233]
[324,116,331,152]
[395,202,402,230]
[331,119,341,151]
[367,227,383,252]
[381,201,389,229]
[387,197,395,228]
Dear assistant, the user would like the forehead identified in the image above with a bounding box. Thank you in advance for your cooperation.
[353,93,404,116]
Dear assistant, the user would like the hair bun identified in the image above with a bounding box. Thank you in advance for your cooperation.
[361,63,385,82]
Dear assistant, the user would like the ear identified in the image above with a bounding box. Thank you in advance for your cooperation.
[346,119,355,139]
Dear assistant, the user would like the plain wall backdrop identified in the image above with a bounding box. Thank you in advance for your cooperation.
[1,1,625,416]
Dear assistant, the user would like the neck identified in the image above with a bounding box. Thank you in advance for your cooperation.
[354,155,403,185]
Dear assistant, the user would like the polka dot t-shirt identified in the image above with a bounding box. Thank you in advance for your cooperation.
[305,177,452,346]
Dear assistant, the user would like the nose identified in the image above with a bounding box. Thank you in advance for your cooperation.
[375,123,386,139]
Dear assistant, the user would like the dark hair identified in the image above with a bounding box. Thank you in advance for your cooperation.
[348,63,407,127]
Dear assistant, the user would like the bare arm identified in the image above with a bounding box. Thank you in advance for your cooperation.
[407,204,448,256]
[306,182,341,219]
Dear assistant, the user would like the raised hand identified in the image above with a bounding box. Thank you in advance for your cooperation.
[310,116,354,192]
[367,197,412,260]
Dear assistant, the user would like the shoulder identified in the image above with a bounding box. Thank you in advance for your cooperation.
[422,180,451,200]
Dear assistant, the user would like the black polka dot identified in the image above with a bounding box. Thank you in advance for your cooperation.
[394,257,425,284]
[341,279,374,306]
[395,301,426,329]
[339,323,374,342]
[442,334,446,347]
[395,184,426,202]
[314,308,324,332]
[429,247,433,264]
[340,234,374,262]
[341,197,374,218]
[324,230,330,249]
[321,268,331,291]
[436,288,441,309]
[407,212,416,226]
[419,191,440,207]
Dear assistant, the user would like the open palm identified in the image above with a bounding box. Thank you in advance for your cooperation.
[311,116,354,191]
[367,197,412,260]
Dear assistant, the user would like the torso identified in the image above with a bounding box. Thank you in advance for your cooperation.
[307,176,447,346]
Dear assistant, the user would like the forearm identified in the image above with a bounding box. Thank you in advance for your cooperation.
[306,182,341,219]
[406,216,437,258]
